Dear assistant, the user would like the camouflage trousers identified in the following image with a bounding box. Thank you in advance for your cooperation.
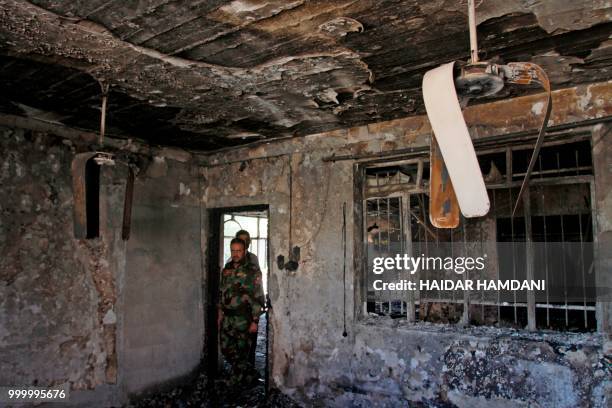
[220,314,257,387]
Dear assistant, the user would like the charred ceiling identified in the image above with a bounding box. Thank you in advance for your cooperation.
[0,0,610,150]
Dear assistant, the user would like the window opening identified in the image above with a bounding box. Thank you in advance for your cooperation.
[362,138,596,332]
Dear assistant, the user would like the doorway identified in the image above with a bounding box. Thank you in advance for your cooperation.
[205,204,270,389]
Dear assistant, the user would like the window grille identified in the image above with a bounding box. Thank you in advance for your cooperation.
[363,138,596,332]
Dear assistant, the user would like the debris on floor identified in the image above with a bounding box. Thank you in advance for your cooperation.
[125,371,301,408]
[125,316,300,407]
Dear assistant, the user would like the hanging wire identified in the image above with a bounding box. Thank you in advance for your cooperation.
[342,202,347,337]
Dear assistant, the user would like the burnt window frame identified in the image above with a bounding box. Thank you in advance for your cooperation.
[354,133,600,332]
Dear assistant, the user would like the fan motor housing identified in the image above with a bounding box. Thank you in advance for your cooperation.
[455,62,504,98]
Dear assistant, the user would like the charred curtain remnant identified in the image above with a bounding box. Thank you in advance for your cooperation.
[72,152,99,239]
[85,159,101,239]
[121,166,135,241]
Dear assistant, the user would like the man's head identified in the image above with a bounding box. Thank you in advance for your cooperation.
[230,238,246,263]
[235,230,251,249]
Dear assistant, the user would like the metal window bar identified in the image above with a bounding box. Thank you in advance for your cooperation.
[576,151,588,329]
[479,215,485,324]
[561,214,569,327]
[424,193,433,316]
[512,166,593,178]
[524,187,536,331]
[415,194,426,318]
[399,195,405,317]
[447,205,453,309]
[579,212,587,328]
[387,197,391,314]
[403,192,415,321]
[542,192,551,328]
[493,189,501,325]
[509,187,518,325]
[538,155,551,327]
[376,198,382,313]
[413,299,595,310]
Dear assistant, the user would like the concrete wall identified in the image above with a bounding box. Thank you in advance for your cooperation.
[199,82,612,407]
[0,125,204,405]
[122,154,203,395]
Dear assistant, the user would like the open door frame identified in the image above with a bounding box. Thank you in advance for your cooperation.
[204,204,270,386]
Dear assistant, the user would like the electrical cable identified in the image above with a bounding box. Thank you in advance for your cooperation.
[342,201,347,337]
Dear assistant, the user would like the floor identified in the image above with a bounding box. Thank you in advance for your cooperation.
[125,373,299,408]
[125,314,284,408]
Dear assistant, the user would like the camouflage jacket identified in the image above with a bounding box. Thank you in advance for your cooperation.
[219,259,265,321]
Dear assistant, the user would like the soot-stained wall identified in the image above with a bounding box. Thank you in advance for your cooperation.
[0,126,124,402]
[122,152,203,395]
[199,83,612,407]
[0,124,204,405]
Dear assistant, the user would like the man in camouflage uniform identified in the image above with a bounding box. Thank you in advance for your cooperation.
[227,229,260,269]
[218,237,265,387]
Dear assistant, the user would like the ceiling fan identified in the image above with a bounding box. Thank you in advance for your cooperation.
[422,0,552,229]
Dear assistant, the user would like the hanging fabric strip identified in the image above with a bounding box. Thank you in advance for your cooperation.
[71,152,98,238]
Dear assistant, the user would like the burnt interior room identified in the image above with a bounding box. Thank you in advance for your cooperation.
[0,1,611,407]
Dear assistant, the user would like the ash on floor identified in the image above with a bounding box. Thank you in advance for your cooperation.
[125,314,299,407]
[125,371,301,408]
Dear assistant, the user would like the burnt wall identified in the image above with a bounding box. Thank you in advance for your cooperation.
[0,124,204,405]
[122,153,203,395]
[0,126,124,403]
[200,82,612,407]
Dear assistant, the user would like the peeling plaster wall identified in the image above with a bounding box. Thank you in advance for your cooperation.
[199,82,612,406]
[0,125,205,405]
[0,126,124,403]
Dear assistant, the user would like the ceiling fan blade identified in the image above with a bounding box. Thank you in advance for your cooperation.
[503,62,553,218]
[423,61,490,218]
[430,136,460,228]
